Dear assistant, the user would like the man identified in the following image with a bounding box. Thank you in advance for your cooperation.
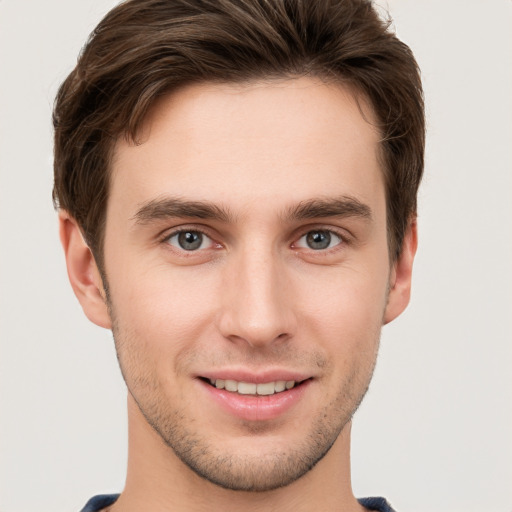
[53,0,424,510]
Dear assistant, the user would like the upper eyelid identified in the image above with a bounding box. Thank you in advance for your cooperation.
[293,229,345,248]
[299,228,344,239]
[162,228,220,255]
[157,223,352,247]
[167,230,215,249]
[293,225,352,243]
[159,224,217,242]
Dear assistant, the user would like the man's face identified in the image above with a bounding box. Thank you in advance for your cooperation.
[97,78,403,491]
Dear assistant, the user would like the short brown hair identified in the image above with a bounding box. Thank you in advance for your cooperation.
[53,0,424,266]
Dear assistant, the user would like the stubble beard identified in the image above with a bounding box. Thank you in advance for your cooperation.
[106,293,380,492]
[140,374,373,492]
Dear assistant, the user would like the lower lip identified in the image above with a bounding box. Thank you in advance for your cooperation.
[199,379,311,422]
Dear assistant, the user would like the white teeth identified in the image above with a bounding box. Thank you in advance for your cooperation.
[224,379,238,392]
[275,381,286,392]
[209,379,297,395]
[256,382,275,395]
[237,382,257,395]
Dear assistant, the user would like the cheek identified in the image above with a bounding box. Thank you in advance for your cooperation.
[295,262,389,356]
[300,262,389,321]
[109,264,220,363]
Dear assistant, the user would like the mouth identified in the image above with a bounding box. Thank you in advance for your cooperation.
[202,377,306,396]
[197,372,313,421]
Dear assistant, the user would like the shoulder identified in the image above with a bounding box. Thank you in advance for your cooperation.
[79,494,120,512]
[358,496,397,512]
[80,494,394,512]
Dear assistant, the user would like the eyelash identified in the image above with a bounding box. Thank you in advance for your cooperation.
[161,227,219,253]
[159,225,350,255]
[293,228,346,252]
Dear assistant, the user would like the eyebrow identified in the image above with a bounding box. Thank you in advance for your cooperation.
[284,196,373,222]
[132,194,372,226]
[133,197,234,225]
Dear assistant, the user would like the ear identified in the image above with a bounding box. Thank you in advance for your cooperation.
[58,211,112,329]
[383,219,418,325]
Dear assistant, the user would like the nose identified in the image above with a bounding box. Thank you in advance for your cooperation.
[217,246,297,349]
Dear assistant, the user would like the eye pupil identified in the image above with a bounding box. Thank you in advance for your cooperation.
[178,231,202,250]
[306,230,331,250]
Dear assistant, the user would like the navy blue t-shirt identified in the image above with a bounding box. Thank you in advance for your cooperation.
[80,493,397,511]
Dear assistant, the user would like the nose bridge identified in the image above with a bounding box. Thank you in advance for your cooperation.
[218,242,295,347]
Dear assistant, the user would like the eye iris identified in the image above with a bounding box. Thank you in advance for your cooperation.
[178,231,202,250]
[306,230,331,250]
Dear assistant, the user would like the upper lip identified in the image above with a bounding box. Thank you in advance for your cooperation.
[198,368,312,384]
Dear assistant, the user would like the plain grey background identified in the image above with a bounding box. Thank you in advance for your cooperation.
[1,1,511,511]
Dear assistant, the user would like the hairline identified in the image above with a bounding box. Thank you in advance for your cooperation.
[88,74,403,272]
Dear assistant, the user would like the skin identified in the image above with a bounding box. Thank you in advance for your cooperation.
[60,77,417,512]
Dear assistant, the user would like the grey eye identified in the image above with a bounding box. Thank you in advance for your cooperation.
[168,231,210,251]
[306,231,331,250]
[296,230,342,250]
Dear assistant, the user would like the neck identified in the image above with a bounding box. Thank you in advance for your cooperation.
[111,396,366,512]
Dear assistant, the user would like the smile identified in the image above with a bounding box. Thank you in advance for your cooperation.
[199,375,312,421]
[209,379,296,395]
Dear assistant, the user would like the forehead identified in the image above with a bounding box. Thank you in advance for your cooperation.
[109,77,384,220]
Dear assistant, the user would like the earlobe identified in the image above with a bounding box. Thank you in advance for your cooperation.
[383,220,418,325]
[58,211,112,329]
